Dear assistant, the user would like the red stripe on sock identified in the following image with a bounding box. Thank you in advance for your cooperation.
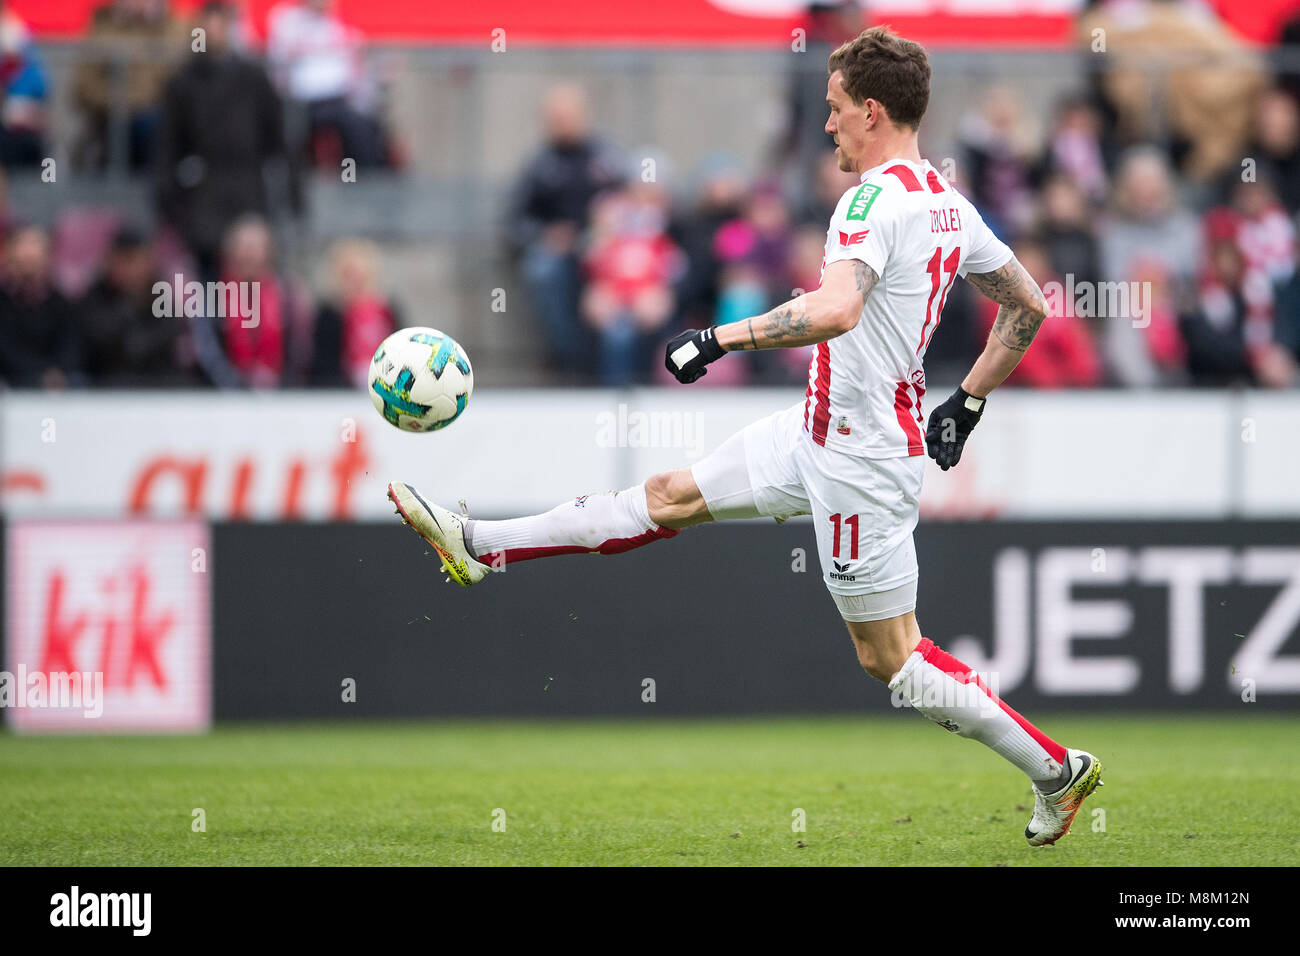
[481,526,679,566]
[595,526,679,554]
[917,639,1067,764]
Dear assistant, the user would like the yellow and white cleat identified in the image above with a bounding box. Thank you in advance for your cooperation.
[1025,748,1104,847]
[387,481,490,586]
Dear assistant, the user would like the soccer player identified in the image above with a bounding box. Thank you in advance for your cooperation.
[389,26,1102,846]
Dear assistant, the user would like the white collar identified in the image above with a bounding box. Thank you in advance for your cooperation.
[859,157,927,183]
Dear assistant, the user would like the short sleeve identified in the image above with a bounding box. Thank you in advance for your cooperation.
[958,201,1014,277]
[824,181,896,280]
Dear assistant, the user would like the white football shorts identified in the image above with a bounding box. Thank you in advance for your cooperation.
[691,402,924,622]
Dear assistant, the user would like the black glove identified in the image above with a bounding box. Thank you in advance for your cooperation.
[925,387,986,470]
[665,327,726,384]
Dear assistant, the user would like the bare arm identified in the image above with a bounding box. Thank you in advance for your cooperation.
[715,259,877,351]
[960,257,1049,397]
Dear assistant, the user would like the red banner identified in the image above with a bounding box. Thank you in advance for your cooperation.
[10,0,1080,46]
[14,0,1299,47]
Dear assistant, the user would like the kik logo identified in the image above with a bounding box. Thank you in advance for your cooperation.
[40,565,174,692]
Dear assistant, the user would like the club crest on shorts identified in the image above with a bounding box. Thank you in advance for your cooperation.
[836,416,851,435]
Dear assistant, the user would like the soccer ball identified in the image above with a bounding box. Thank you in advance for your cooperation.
[367,327,474,432]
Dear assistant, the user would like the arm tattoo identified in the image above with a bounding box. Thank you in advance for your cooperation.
[965,259,1048,352]
[853,260,879,307]
[753,302,812,345]
[726,301,812,350]
[730,261,878,350]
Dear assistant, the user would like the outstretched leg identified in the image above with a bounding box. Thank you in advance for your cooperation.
[387,469,711,585]
[389,405,802,583]
[465,468,711,566]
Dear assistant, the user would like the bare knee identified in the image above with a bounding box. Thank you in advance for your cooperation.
[847,614,922,683]
[853,640,900,683]
[645,469,711,529]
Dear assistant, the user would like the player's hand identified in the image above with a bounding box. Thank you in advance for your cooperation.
[925,387,985,470]
[665,327,725,384]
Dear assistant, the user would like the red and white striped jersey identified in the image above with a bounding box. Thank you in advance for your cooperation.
[805,157,1013,458]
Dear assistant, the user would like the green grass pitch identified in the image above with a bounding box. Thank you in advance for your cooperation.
[1,715,1295,866]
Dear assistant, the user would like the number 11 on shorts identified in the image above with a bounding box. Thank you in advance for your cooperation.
[829,513,859,560]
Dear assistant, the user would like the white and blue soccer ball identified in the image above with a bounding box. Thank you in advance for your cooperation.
[367,327,474,432]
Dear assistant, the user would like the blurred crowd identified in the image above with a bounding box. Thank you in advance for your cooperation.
[0,0,400,390]
[2,0,1300,392]
[510,0,1300,390]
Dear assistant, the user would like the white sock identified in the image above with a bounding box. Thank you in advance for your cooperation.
[467,484,677,566]
[889,638,1066,784]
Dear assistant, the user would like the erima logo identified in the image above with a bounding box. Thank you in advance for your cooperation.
[829,561,856,581]
[50,886,151,936]
[837,229,869,246]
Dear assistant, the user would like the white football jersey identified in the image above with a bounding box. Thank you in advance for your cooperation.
[805,157,1013,458]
